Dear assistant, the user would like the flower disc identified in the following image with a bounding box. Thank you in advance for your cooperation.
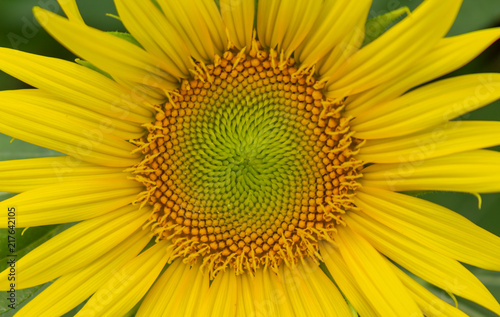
[132,42,363,275]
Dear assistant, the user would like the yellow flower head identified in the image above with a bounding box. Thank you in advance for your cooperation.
[0,0,500,316]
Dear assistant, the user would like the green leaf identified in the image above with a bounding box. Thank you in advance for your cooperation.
[363,7,410,46]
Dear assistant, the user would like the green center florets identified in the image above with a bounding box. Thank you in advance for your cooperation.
[191,100,307,211]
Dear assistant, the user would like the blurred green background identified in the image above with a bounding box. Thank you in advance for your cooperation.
[0,0,499,316]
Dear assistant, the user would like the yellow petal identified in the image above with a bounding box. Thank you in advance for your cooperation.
[256,0,281,49]
[200,270,237,317]
[114,0,192,78]
[137,260,209,316]
[278,0,323,59]
[0,178,142,227]
[220,0,254,50]
[0,156,125,193]
[319,241,379,317]
[352,73,500,139]
[297,258,352,317]
[355,187,500,271]
[335,225,422,316]
[235,273,255,317]
[257,0,322,58]
[192,0,228,53]
[0,119,138,168]
[346,27,500,116]
[359,121,500,163]
[136,259,184,316]
[57,0,84,23]
[391,263,469,317]
[295,0,370,67]
[325,0,462,98]
[168,262,208,316]
[156,0,223,62]
[0,205,150,290]
[362,149,500,193]
[279,263,324,316]
[0,89,145,141]
[0,90,142,148]
[0,92,142,167]
[34,7,179,92]
[117,78,169,105]
[0,48,154,123]
[317,21,365,79]
[253,267,293,317]
[76,239,170,317]
[15,230,151,317]
[346,211,500,315]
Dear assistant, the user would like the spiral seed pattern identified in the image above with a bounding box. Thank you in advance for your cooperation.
[132,43,363,276]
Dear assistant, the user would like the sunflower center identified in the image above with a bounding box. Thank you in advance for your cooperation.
[132,42,363,276]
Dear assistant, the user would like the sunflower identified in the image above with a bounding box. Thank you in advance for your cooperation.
[1,0,500,316]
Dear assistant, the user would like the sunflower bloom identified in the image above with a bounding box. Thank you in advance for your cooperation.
[1,0,500,316]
